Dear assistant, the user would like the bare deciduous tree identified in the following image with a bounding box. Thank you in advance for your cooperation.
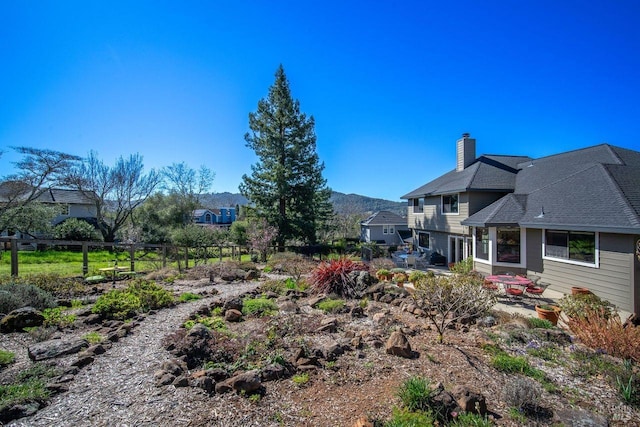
[412,273,496,343]
[66,151,162,242]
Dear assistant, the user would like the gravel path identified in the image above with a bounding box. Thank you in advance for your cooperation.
[9,281,261,427]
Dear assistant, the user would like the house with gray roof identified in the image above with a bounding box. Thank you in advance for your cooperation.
[360,210,410,245]
[192,207,236,226]
[402,134,640,315]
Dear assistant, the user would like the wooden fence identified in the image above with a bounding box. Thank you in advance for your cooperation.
[0,238,248,277]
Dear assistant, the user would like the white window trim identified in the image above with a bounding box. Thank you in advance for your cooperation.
[542,229,599,268]
[383,225,389,235]
[441,193,460,215]
[471,227,527,268]
[472,227,491,265]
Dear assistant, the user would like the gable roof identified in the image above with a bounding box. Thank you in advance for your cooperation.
[402,154,531,199]
[463,144,640,234]
[35,188,95,205]
[361,210,406,226]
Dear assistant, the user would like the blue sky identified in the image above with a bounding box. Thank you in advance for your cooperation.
[2,1,640,201]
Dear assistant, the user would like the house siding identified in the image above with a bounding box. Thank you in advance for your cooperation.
[529,232,634,313]
[409,194,470,235]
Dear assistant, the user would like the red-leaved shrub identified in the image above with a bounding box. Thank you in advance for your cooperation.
[310,257,369,298]
[568,308,640,362]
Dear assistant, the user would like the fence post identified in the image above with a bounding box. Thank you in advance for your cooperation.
[10,239,18,277]
[184,247,189,270]
[82,242,88,275]
[129,244,135,272]
[162,245,167,268]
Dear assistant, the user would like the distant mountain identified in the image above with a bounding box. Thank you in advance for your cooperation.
[199,191,405,216]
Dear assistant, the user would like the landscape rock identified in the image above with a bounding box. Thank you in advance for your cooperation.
[385,330,413,358]
[28,338,89,361]
[553,407,609,426]
[452,385,487,415]
[224,370,262,393]
[0,307,44,332]
[224,308,243,322]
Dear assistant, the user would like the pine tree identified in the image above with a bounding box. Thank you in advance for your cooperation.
[240,65,332,250]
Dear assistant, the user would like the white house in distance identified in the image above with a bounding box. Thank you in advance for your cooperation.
[402,133,640,315]
[360,210,410,246]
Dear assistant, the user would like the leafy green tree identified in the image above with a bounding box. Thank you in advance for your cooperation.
[229,220,248,246]
[53,218,102,241]
[240,65,333,250]
[0,202,60,238]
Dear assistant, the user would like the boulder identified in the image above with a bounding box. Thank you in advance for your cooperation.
[385,330,413,358]
[28,338,89,361]
[0,307,44,332]
[224,309,243,322]
[223,370,262,394]
[452,385,487,415]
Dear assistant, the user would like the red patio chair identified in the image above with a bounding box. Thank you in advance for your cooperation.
[525,282,548,298]
[505,287,524,297]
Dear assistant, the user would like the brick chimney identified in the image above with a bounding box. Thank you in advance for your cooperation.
[456,133,476,171]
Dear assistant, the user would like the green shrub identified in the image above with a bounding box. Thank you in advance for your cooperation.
[42,307,76,328]
[385,407,435,427]
[527,317,554,329]
[292,372,309,386]
[242,297,278,317]
[127,280,174,311]
[83,331,104,344]
[92,290,142,320]
[0,283,57,313]
[558,293,614,320]
[408,270,427,283]
[317,298,345,313]
[185,315,228,332]
[0,363,59,412]
[396,376,433,412]
[179,292,202,302]
[92,280,174,320]
[0,349,15,367]
[450,411,494,426]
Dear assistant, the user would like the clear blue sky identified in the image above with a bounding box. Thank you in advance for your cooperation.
[2,1,640,201]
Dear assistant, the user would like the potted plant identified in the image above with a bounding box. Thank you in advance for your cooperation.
[570,286,591,295]
[392,272,408,288]
[376,268,393,282]
[534,304,561,326]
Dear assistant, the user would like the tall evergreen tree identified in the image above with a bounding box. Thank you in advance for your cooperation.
[240,65,333,249]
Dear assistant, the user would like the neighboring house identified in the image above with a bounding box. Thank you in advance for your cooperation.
[360,210,410,246]
[35,188,98,227]
[0,186,98,234]
[193,207,236,226]
[403,133,640,315]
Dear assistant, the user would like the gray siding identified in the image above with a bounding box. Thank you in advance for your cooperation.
[530,233,634,313]
[468,192,507,215]
[408,194,469,235]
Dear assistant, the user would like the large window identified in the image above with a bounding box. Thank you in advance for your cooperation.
[545,230,596,265]
[383,225,395,235]
[412,198,424,213]
[442,194,459,214]
[475,227,489,261]
[496,227,520,264]
[417,231,430,250]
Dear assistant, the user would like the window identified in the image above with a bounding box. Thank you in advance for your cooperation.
[417,231,430,249]
[442,194,459,214]
[475,227,489,261]
[545,230,596,265]
[496,227,520,264]
[383,225,390,234]
[412,198,424,213]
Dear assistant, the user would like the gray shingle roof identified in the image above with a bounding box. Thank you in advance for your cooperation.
[463,144,640,233]
[401,155,531,199]
[35,188,95,204]
[361,210,406,226]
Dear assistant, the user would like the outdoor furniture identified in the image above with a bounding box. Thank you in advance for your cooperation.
[392,253,408,268]
[406,255,416,268]
[429,252,447,266]
[524,282,548,299]
[414,253,430,270]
